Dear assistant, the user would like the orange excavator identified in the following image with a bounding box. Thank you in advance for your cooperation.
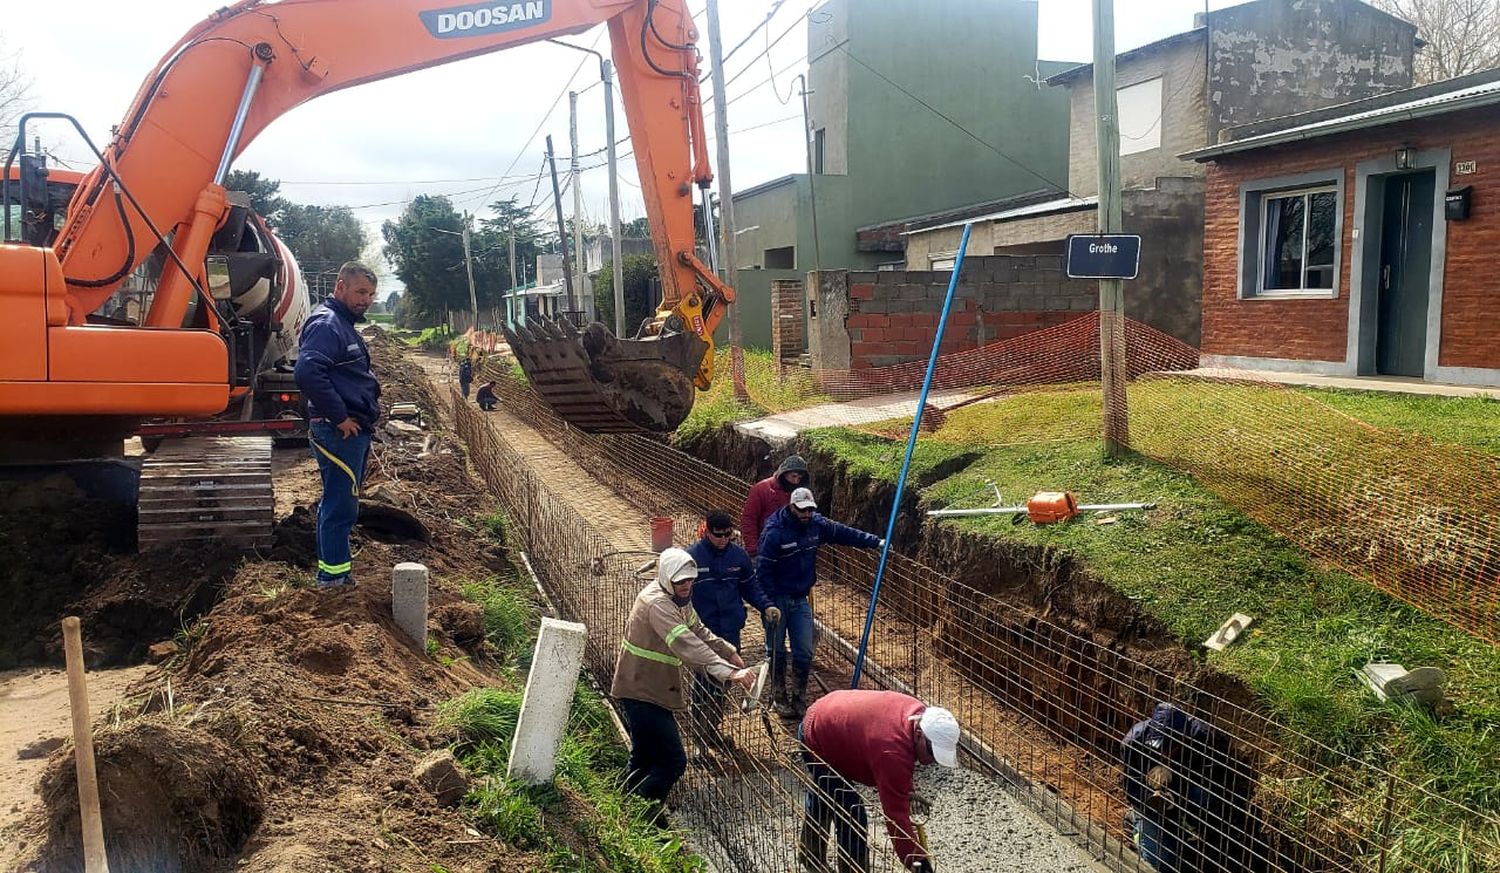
[0,0,734,457]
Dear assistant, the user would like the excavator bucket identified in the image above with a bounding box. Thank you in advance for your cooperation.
[503,318,708,433]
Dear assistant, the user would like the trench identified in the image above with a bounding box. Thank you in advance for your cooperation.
[456,363,1401,873]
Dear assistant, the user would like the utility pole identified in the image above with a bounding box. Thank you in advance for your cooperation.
[507,220,518,327]
[569,90,588,320]
[797,75,823,273]
[1092,0,1130,455]
[461,212,479,329]
[545,135,576,319]
[604,60,626,337]
[704,0,747,397]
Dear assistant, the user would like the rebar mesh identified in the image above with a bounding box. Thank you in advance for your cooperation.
[451,363,1500,873]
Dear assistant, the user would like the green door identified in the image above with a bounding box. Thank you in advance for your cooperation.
[1376,171,1435,377]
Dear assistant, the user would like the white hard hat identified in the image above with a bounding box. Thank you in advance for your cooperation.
[919,706,960,768]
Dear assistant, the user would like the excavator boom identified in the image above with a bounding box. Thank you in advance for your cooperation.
[2,0,734,436]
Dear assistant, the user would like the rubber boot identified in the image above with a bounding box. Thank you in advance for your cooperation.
[835,850,870,873]
[797,812,830,872]
[791,669,811,719]
[772,656,796,719]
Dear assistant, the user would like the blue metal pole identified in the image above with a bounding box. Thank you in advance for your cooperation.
[850,222,974,688]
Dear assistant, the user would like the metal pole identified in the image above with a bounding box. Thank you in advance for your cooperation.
[851,222,975,688]
[569,90,588,320]
[798,75,823,273]
[462,212,479,329]
[546,135,576,317]
[1092,0,1130,455]
[604,60,626,337]
[213,51,269,184]
[508,219,519,290]
[704,0,747,397]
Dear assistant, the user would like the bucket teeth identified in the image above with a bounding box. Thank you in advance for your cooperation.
[503,318,706,434]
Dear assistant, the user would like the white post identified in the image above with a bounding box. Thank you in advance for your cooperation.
[392,562,429,648]
[507,617,588,785]
[604,60,626,337]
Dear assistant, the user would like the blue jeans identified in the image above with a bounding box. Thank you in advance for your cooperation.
[690,626,741,733]
[309,420,370,585]
[1132,811,1181,873]
[800,720,869,869]
[767,595,815,676]
[619,698,686,803]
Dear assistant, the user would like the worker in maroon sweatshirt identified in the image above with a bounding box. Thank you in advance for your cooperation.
[739,454,809,558]
[798,689,960,872]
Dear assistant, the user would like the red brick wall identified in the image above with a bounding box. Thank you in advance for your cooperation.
[844,256,1094,369]
[771,280,805,363]
[1203,109,1500,370]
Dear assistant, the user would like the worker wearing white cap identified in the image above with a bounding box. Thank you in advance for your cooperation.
[611,547,757,817]
[798,689,960,872]
[756,487,884,718]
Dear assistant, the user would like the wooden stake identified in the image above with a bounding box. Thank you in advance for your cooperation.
[62,616,110,873]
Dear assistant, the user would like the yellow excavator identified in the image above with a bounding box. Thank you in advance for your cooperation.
[0,0,734,447]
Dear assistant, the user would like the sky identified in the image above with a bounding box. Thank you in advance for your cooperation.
[5,0,1243,292]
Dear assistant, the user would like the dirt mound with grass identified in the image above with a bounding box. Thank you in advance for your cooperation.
[30,719,264,873]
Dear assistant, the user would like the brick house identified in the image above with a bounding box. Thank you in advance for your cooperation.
[896,0,1419,348]
[1186,69,1500,386]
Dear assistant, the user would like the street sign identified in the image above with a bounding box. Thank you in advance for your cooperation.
[1065,234,1141,280]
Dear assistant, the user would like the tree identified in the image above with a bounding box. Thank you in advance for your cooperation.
[1373,0,1500,82]
[0,39,32,151]
[593,253,660,335]
[382,195,472,321]
[223,169,288,220]
[478,196,555,288]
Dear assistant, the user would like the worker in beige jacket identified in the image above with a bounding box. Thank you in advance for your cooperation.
[612,547,757,811]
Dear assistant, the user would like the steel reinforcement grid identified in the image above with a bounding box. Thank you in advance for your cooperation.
[452,369,1499,873]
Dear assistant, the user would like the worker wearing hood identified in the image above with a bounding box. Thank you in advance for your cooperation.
[611,548,756,810]
[740,454,811,558]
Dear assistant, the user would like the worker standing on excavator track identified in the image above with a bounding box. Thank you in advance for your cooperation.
[611,547,758,821]
[799,689,958,873]
[757,488,883,718]
[294,262,381,589]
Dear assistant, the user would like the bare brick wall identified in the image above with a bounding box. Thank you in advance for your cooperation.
[844,255,1095,368]
[771,279,805,363]
[1203,109,1500,369]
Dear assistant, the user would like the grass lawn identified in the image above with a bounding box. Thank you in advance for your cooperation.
[802,385,1500,868]
[676,347,835,442]
[1299,387,1500,458]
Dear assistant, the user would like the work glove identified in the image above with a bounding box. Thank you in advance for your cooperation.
[729,667,757,690]
[910,792,932,818]
[910,859,935,873]
[878,538,887,549]
[765,606,782,626]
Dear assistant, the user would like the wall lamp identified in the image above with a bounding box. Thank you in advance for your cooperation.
[1395,145,1418,170]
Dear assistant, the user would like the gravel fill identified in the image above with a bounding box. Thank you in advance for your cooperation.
[675,763,1103,872]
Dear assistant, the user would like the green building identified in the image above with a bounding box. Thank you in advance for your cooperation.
[729,0,1072,349]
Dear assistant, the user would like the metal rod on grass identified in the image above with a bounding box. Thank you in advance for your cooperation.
[62,616,110,873]
[851,221,974,688]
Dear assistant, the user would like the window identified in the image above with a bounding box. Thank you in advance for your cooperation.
[930,253,957,271]
[1259,188,1337,293]
[1117,77,1163,157]
[813,128,826,175]
[763,246,796,270]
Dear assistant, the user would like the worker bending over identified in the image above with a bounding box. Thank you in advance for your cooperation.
[757,488,883,717]
[611,548,757,819]
[685,511,780,749]
[475,380,498,411]
[799,689,959,873]
[294,262,381,588]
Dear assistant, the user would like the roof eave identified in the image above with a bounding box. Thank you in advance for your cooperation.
[1182,89,1500,162]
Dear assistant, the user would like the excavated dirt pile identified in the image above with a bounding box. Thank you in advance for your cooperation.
[11,328,531,872]
[0,476,242,670]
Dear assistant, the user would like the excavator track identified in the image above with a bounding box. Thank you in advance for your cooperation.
[137,435,274,550]
[504,318,707,434]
